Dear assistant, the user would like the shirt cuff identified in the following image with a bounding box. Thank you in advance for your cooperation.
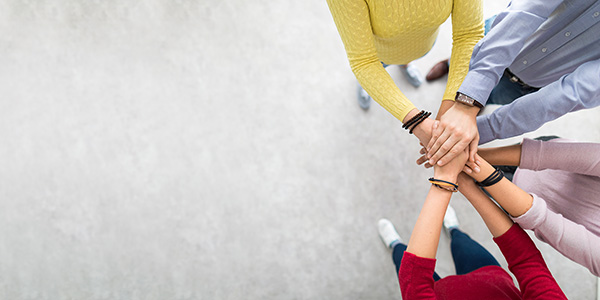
[511,193,546,230]
[458,70,498,106]
[518,138,542,170]
[476,115,494,145]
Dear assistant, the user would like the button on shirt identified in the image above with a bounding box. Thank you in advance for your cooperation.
[510,0,600,87]
[457,0,600,144]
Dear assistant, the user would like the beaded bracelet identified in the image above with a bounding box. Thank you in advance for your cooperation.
[428,177,458,192]
[402,110,426,130]
[409,111,431,134]
[402,110,432,134]
[476,167,505,187]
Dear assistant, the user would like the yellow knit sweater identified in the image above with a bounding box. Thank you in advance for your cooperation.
[327,0,483,122]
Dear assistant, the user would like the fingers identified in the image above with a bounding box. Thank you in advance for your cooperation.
[435,139,468,166]
[468,137,479,163]
[463,165,473,174]
[465,159,480,174]
[426,121,442,153]
[417,147,434,168]
[416,154,428,165]
[427,129,451,164]
[427,128,457,165]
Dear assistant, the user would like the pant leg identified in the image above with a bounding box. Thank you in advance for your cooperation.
[486,73,526,105]
[392,243,441,281]
[450,229,500,275]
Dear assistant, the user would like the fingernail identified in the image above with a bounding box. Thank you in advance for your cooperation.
[466,168,472,174]
[437,160,443,166]
[474,167,480,172]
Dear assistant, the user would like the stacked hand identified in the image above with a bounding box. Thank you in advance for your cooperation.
[426,102,480,166]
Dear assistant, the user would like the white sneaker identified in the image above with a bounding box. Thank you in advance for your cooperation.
[443,206,460,236]
[400,64,424,87]
[378,219,403,249]
[356,85,372,110]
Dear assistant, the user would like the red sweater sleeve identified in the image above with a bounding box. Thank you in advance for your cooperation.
[398,252,437,300]
[493,224,567,300]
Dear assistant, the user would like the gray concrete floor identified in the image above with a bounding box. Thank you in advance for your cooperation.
[1,0,599,299]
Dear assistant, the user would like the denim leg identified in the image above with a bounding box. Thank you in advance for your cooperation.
[486,72,541,105]
[450,229,500,275]
[486,73,525,105]
[392,243,441,281]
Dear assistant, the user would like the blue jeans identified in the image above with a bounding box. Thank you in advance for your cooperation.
[392,229,500,280]
[486,73,540,105]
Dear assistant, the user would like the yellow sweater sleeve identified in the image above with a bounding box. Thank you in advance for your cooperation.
[326,0,416,122]
[444,0,484,101]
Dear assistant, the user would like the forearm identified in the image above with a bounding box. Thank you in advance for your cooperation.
[469,158,533,217]
[457,0,563,105]
[512,194,600,276]
[477,144,522,166]
[327,0,416,123]
[457,173,513,237]
[520,138,600,176]
[478,59,600,144]
[435,100,454,119]
[443,0,484,102]
[406,186,452,259]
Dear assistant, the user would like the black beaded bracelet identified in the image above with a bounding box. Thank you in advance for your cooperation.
[476,167,505,187]
[409,111,431,134]
[402,110,426,130]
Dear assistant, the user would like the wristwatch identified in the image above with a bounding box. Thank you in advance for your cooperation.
[455,92,483,108]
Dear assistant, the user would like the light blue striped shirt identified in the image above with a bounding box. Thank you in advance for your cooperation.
[458,0,600,144]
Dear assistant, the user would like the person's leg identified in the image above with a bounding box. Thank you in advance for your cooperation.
[400,64,423,87]
[392,242,441,281]
[379,219,441,281]
[450,228,500,275]
[486,73,526,105]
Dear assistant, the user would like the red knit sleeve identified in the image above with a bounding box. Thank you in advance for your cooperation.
[398,251,438,300]
[493,224,567,299]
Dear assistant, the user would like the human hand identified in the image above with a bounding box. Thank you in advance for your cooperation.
[462,154,482,175]
[413,117,435,146]
[433,148,469,183]
[426,103,479,166]
[417,146,481,173]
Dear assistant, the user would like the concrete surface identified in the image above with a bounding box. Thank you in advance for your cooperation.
[0,0,598,299]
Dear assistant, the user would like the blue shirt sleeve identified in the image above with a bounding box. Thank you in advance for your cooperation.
[458,0,564,105]
[477,59,600,144]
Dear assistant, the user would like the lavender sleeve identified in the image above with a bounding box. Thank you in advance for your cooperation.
[512,194,600,276]
[519,138,600,177]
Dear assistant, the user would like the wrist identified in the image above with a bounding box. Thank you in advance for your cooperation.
[471,161,495,182]
[432,171,458,184]
[453,101,480,117]
[402,108,420,124]
[413,117,433,142]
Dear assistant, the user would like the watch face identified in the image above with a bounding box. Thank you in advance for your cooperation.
[457,94,474,106]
